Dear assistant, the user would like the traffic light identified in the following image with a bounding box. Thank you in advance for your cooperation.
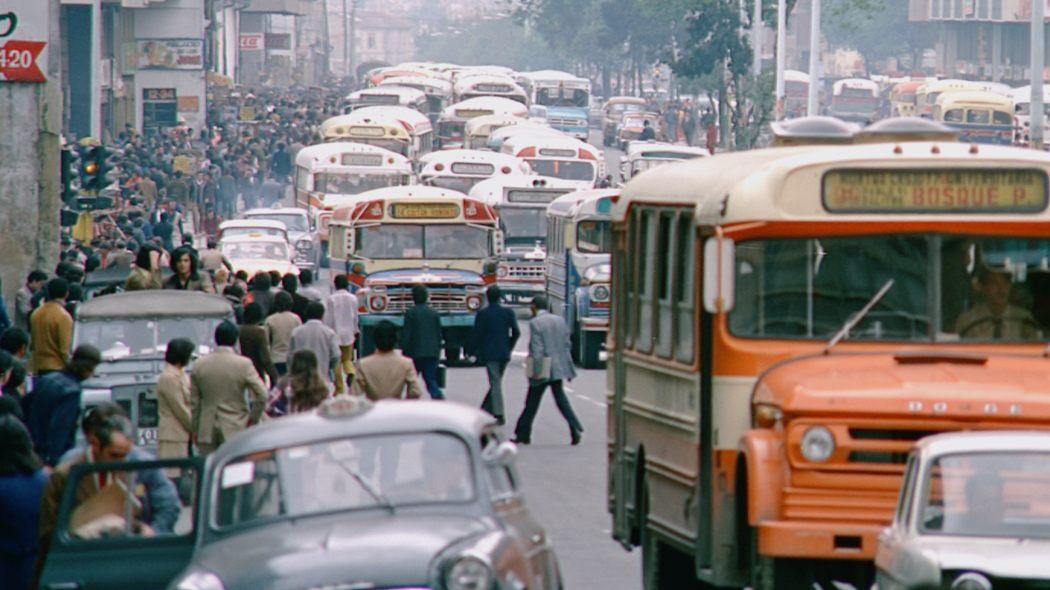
[60,147,79,204]
[81,145,120,192]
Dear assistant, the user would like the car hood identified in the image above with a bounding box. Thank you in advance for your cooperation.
[195,513,491,590]
[366,267,484,287]
[916,536,1050,578]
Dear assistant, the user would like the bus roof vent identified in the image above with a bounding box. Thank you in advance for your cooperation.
[854,117,959,144]
[770,116,859,147]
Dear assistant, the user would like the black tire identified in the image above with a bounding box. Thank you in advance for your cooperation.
[749,529,811,590]
[641,482,697,589]
[578,330,602,369]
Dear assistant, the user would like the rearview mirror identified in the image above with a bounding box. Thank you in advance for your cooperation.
[702,236,735,313]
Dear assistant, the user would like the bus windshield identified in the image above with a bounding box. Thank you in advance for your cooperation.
[537,88,588,108]
[428,176,485,194]
[355,224,490,259]
[577,219,612,253]
[527,159,594,182]
[498,207,546,241]
[316,173,403,194]
[730,234,1050,343]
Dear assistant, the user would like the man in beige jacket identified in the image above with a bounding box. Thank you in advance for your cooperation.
[190,321,268,455]
[354,321,423,401]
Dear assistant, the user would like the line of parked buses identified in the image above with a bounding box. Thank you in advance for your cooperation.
[785,68,1050,148]
[212,61,1050,589]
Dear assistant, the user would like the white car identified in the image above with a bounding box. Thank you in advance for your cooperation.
[242,206,321,270]
[876,431,1050,590]
[221,235,299,278]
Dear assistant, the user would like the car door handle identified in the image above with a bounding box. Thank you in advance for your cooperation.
[47,583,82,590]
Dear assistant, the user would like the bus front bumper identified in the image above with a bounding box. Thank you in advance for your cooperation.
[758,520,881,560]
[359,313,477,329]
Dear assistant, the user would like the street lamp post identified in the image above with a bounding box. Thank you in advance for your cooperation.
[775,0,786,119]
[807,0,821,117]
[1032,0,1045,149]
[753,0,762,76]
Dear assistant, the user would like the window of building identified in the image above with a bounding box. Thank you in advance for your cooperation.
[992,0,1002,19]
[977,0,988,19]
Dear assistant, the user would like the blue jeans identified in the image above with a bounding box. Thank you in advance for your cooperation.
[413,357,444,400]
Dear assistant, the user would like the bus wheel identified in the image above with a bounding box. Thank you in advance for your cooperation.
[579,331,602,369]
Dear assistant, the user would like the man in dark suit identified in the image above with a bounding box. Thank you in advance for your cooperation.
[470,286,520,425]
[401,285,444,399]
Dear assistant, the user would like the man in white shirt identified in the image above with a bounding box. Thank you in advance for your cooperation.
[324,274,359,394]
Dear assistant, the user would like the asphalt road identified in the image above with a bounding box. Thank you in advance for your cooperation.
[443,322,641,590]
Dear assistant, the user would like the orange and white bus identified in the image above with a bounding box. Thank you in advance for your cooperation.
[293,142,413,264]
[608,140,1050,589]
[418,149,533,194]
[327,186,503,360]
[501,132,602,188]
[320,107,434,160]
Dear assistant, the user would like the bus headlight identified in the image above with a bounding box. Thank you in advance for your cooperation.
[296,239,313,253]
[497,264,509,278]
[951,573,992,590]
[583,263,611,284]
[466,294,483,311]
[800,426,835,462]
[590,284,610,302]
[368,294,388,312]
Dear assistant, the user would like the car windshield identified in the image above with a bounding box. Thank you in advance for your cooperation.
[577,220,612,253]
[355,224,490,259]
[215,432,475,528]
[315,173,403,195]
[222,241,290,261]
[526,159,594,182]
[75,317,222,361]
[498,207,546,241]
[247,214,309,233]
[920,451,1050,539]
[536,88,588,108]
[730,234,1050,342]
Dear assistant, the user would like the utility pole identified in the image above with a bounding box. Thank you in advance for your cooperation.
[807,0,821,117]
[321,0,331,79]
[775,0,786,119]
[342,0,349,79]
[349,0,356,81]
[752,0,762,76]
[1032,0,1045,149]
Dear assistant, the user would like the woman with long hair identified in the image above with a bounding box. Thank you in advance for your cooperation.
[0,415,47,590]
[125,243,163,291]
[266,349,329,416]
[165,246,214,293]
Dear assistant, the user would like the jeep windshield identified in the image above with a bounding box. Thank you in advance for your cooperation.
[730,234,1050,342]
[215,432,475,528]
[76,317,224,361]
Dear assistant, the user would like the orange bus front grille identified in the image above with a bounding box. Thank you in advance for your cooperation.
[781,481,899,524]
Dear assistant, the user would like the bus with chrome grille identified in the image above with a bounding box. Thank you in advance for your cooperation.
[327,185,503,361]
[469,176,580,303]
[607,140,1050,590]
[546,188,617,369]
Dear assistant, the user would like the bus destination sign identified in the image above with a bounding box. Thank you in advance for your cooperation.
[822,169,1048,213]
[390,203,460,219]
[507,189,567,203]
[456,109,494,119]
[348,126,385,137]
[451,162,494,175]
[342,153,383,166]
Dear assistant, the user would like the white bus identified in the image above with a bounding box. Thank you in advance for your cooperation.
[379,75,454,124]
[418,149,533,194]
[293,142,413,263]
[469,175,581,301]
[465,114,533,150]
[437,96,530,149]
[453,74,529,105]
[619,141,709,182]
[341,86,428,115]
[321,106,434,160]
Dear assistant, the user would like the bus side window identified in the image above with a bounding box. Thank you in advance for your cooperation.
[656,211,675,358]
[675,215,696,364]
[636,208,656,353]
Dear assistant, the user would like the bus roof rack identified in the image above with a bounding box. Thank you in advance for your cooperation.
[853,117,959,144]
[770,116,860,147]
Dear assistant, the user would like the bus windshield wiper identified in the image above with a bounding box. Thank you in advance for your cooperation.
[823,279,895,354]
[334,459,396,514]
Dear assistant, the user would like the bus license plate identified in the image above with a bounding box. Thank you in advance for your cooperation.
[137,427,158,447]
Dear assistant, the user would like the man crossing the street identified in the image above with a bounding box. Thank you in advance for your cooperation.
[470,286,519,425]
[400,285,444,400]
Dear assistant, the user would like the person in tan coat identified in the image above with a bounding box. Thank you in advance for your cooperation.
[190,322,268,456]
[354,320,423,401]
[156,338,194,474]
[29,278,74,375]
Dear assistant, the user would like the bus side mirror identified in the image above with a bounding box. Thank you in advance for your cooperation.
[492,229,504,255]
[702,236,735,314]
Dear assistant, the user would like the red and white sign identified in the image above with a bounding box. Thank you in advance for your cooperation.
[0,5,49,83]
[239,34,263,51]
